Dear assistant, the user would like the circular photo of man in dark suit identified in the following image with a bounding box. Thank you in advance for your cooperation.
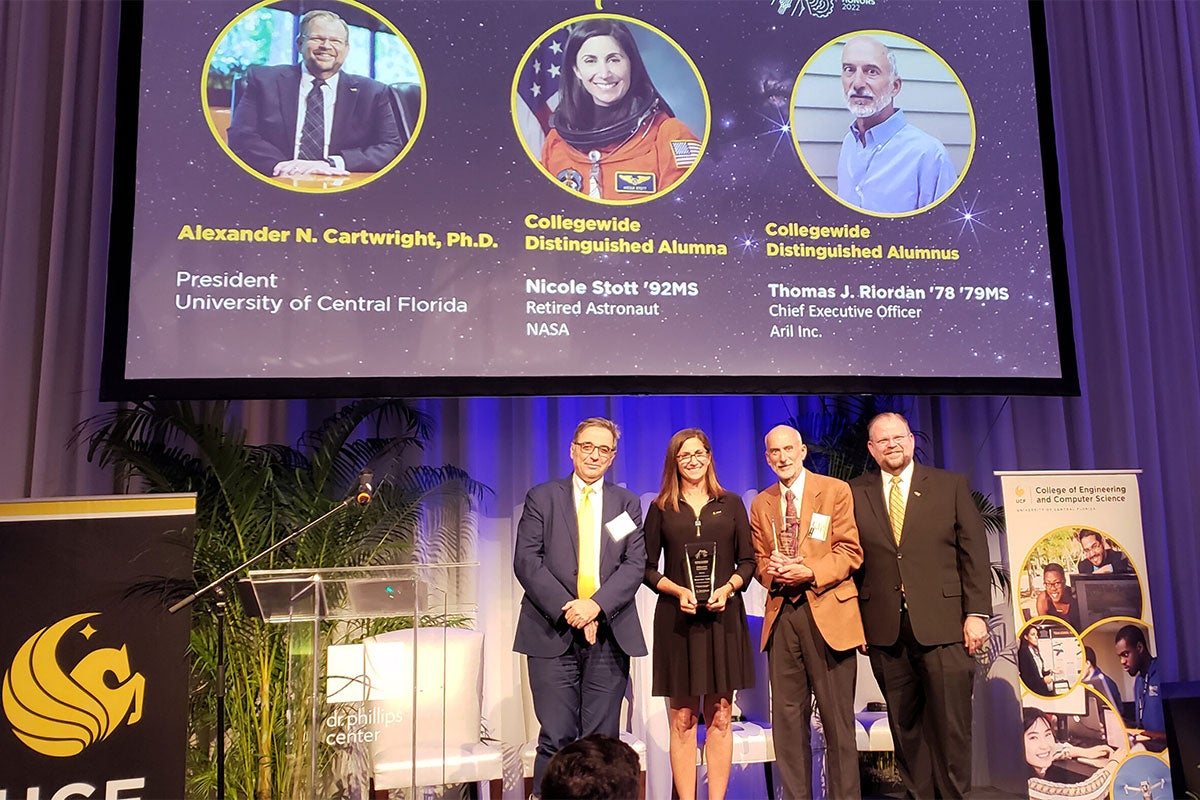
[203,0,424,193]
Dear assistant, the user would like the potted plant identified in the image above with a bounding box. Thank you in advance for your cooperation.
[73,398,487,799]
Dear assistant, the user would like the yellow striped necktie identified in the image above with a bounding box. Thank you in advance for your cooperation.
[888,475,905,546]
[577,486,598,598]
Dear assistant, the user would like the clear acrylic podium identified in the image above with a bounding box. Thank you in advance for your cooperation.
[244,563,497,799]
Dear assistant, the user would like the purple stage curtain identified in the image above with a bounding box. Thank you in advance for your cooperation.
[1,0,1197,688]
[0,0,119,496]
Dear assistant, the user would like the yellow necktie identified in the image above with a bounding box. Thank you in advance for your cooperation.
[888,475,905,546]
[577,486,598,598]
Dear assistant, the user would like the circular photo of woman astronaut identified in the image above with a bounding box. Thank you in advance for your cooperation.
[512,14,709,205]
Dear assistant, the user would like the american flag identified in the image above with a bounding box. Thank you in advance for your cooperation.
[516,27,571,155]
[671,140,702,168]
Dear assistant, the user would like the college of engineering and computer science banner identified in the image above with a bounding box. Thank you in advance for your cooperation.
[0,495,194,799]
[997,470,1171,800]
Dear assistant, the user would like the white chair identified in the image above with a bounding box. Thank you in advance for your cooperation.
[326,627,503,797]
[852,650,895,752]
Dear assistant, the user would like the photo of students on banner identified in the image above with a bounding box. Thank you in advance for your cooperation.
[1019,526,1144,629]
[1023,686,1128,800]
[1019,619,1082,698]
[1080,619,1167,752]
[998,470,1172,799]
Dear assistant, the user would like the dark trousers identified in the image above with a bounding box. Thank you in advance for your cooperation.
[869,610,976,799]
[767,601,860,800]
[526,626,630,797]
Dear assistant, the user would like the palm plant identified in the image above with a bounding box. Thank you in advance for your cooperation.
[72,399,488,799]
[791,395,907,482]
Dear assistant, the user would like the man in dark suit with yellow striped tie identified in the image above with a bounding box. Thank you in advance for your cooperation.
[850,412,990,799]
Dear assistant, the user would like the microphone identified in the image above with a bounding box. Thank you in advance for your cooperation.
[354,470,374,506]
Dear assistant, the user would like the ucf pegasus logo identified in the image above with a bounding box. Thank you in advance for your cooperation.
[2,612,146,757]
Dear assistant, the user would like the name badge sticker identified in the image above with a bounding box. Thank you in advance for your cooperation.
[606,511,637,541]
[809,513,831,542]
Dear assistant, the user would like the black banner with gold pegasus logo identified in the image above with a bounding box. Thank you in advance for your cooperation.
[0,496,194,798]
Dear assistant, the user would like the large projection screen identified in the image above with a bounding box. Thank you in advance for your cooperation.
[102,0,1077,399]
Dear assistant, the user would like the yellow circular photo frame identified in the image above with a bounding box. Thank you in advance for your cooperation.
[511,13,710,206]
[1018,617,1084,699]
[1018,525,1145,633]
[201,0,425,194]
[790,29,975,218]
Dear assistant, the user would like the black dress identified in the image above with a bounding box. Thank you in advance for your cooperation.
[643,492,757,697]
[1018,642,1053,696]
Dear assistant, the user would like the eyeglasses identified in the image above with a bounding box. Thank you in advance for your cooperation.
[676,450,710,464]
[574,442,615,457]
[304,35,347,47]
[1043,578,1064,589]
[871,435,910,448]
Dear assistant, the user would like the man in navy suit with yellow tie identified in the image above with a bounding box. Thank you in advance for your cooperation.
[227,9,403,178]
[851,412,990,799]
[513,417,646,799]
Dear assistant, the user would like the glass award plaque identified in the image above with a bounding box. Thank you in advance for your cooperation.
[685,541,716,604]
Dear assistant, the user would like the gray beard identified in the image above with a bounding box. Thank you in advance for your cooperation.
[846,91,893,119]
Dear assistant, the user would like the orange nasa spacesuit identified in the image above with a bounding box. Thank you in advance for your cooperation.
[541,111,700,200]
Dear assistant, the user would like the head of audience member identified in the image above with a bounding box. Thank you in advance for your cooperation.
[1078,529,1109,568]
[570,417,619,485]
[298,10,351,81]
[656,428,724,511]
[866,412,915,476]
[1114,624,1152,677]
[1042,563,1068,605]
[556,19,662,131]
[1023,708,1058,777]
[764,425,807,488]
[540,733,640,800]
[841,35,901,128]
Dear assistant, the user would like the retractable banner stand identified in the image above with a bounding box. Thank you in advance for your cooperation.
[0,495,195,799]
[997,471,1172,800]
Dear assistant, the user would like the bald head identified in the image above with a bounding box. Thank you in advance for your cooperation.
[764,425,806,486]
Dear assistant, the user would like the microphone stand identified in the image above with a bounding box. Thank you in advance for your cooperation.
[168,495,365,800]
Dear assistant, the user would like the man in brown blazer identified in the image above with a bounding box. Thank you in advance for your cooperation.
[749,424,864,799]
[850,411,990,799]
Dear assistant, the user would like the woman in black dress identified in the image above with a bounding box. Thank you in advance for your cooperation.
[643,428,756,800]
[1018,624,1055,696]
